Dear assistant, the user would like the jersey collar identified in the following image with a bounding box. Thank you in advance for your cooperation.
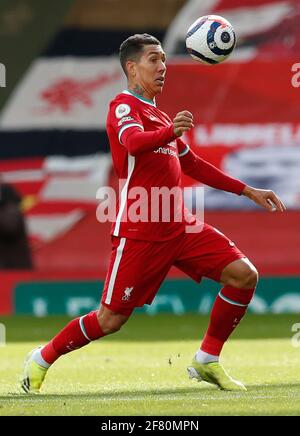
[122,90,156,107]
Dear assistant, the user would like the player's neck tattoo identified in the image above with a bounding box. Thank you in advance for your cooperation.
[131,84,146,98]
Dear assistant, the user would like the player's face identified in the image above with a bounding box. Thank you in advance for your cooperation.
[131,45,167,99]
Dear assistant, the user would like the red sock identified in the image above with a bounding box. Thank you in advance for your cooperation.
[201,286,255,356]
[41,310,104,365]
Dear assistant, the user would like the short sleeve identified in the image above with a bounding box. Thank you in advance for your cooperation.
[109,101,144,145]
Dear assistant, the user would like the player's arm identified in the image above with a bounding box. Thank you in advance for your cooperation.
[119,109,193,156]
[177,138,246,195]
[178,139,286,211]
[121,125,177,156]
[175,111,286,212]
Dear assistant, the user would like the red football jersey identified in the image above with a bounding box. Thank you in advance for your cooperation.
[106,90,194,241]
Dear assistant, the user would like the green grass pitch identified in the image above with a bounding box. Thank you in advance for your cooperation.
[0,314,300,416]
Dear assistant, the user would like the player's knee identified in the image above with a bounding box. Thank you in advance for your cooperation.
[236,264,259,289]
[97,311,128,335]
[102,322,122,335]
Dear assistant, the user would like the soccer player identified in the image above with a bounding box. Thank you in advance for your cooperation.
[21,34,286,393]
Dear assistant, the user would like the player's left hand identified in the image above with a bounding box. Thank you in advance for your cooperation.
[242,186,286,212]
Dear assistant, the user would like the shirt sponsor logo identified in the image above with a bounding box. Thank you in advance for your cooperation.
[154,147,177,157]
[115,104,131,119]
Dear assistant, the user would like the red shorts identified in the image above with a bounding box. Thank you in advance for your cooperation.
[101,223,245,316]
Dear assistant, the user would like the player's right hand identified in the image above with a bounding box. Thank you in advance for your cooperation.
[173,111,194,137]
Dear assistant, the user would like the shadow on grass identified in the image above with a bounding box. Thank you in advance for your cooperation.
[2,383,300,401]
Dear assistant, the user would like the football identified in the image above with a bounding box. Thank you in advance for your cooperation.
[185,15,236,65]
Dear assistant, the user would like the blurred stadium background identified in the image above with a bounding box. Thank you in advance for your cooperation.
[0,0,300,318]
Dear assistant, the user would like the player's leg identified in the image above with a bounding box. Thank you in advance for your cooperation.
[20,236,134,394]
[21,235,179,393]
[21,306,130,394]
[189,257,258,391]
[174,224,257,390]
[36,305,130,365]
[198,257,258,364]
